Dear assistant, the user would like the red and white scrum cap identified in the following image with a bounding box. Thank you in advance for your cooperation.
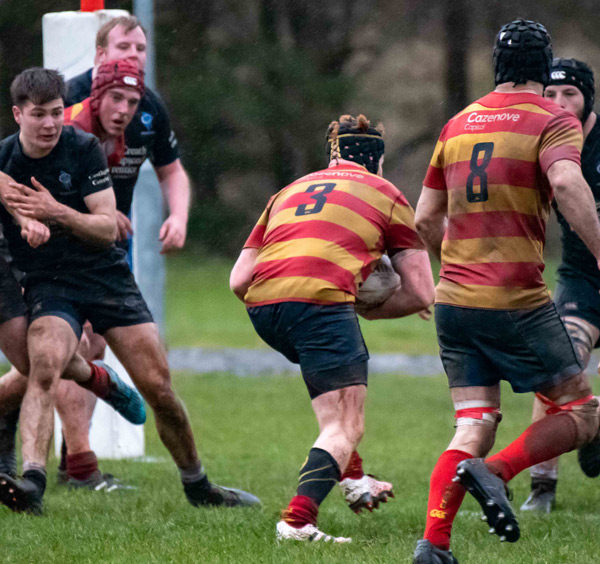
[90,59,145,113]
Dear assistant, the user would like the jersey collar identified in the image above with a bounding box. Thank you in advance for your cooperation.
[327,158,368,172]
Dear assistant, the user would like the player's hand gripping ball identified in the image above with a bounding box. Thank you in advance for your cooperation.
[355,255,400,314]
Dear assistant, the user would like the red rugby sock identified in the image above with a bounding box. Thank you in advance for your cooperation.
[423,449,473,551]
[79,361,111,399]
[486,413,578,483]
[282,495,318,528]
[67,450,99,481]
[341,451,364,480]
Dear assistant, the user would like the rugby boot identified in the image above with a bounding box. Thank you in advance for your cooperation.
[184,476,261,508]
[578,430,600,478]
[66,470,136,492]
[56,469,69,486]
[0,407,19,478]
[0,473,43,515]
[413,539,459,564]
[520,478,556,513]
[339,474,394,513]
[94,360,146,425]
[455,458,520,543]
[276,520,352,543]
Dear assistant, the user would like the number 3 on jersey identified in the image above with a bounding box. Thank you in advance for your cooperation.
[466,142,494,203]
[295,183,336,216]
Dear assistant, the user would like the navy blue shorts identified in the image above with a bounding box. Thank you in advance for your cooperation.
[0,255,26,325]
[24,256,153,339]
[247,302,369,399]
[436,302,583,393]
[555,275,600,347]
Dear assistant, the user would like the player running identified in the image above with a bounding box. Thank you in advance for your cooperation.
[0,14,192,491]
[412,19,600,564]
[231,114,434,542]
[0,58,146,490]
[0,67,259,514]
[521,58,600,512]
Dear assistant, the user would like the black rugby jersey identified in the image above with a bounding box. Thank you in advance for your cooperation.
[555,114,600,285]
[65,69,180,215]
[0,126,122,275]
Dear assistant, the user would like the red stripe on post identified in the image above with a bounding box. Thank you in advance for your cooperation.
[81,0,105,11]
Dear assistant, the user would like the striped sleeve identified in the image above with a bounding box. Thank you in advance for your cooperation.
[539,111,583,174]
[244,199,273,249]
[423,124,448,190]
[385,194,425,253]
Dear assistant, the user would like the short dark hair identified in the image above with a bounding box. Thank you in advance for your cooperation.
[96,16,146,48]
[10,68,66,107]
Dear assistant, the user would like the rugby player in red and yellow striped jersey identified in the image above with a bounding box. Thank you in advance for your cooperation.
[243,159,423,307]
[412,20,600,564]
[231,114,434,543]
[424,91,582,310]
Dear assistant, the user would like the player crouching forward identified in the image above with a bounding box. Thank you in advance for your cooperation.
[231,114,435,542]
[0,68,260,514]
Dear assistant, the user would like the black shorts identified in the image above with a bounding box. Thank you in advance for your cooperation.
[554,275,600,347]
[0,255,27,325]
[436,302,583,393]
[247,302,369,399]
[23,256,153,339]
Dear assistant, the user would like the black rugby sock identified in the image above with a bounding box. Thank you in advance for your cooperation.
[296,447,340,505]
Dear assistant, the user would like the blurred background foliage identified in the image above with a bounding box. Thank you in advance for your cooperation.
[1,0,600,255]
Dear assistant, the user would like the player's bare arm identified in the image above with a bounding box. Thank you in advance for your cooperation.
[360,250,434,320]
[230,247,258,301]
[549,159,600,265]
[5,177,117,246]
[414,186,448,261]
[0,171,50,248]
[155,159,190,254]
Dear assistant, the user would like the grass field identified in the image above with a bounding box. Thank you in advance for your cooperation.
[2,253,590,563]
[2,372,599,563]
[165,253,560,355]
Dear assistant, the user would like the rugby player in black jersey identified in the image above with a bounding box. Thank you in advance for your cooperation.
[521,58,600,513]
[0,68,259,514]
[66,15,190,250]
[54,14,192,488]
[0,59,147,491]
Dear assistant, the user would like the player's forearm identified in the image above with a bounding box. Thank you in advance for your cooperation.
[53,204,116,246]
[362,252,435,320]
[230,248,258,301]
[159,166,190,222]
[0,171,15,201]
[360,285,433,320]
[553,173,600,260]
[415,219,445,262]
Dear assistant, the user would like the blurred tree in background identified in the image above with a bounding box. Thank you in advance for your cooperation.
[1,0,600,254]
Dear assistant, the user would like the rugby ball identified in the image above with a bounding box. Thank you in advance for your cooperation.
[355,255,400,310]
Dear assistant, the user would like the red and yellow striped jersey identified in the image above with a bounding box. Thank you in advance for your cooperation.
[244,161,423,306]
[423,91,583,309]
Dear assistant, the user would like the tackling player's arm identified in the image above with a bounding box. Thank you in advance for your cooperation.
[549,159,600,268]
[5,177,117,247]
[360,249,434,320]
[155,159,191,254]
[414,186,448,262]
[0,170,50,248]
[230,248,258,301]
